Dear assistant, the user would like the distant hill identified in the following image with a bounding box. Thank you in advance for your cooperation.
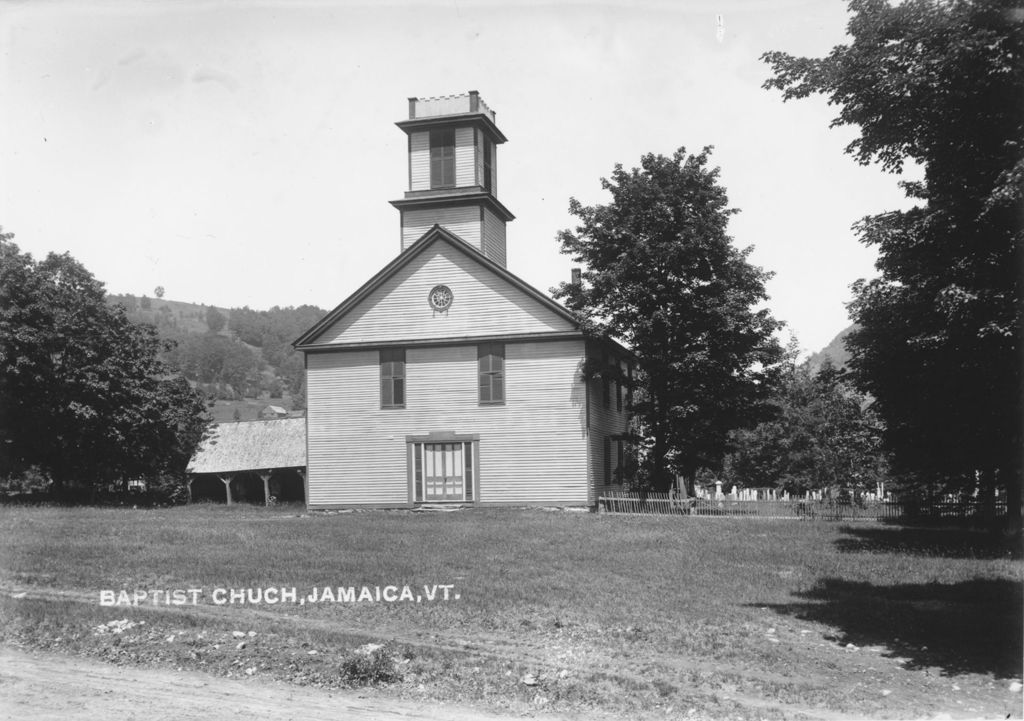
[106,293,326,417]
[807,325,855,373]
[107,293,231,335]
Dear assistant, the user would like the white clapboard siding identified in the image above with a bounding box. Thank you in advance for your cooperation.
[402,206,480,250]
[305,340,590,508]
[481,207,507,267]
[316,239,576,345]
[306,350,409,506]
[455,127,475,187]
[409,131,430,191]
[489,143,498,196]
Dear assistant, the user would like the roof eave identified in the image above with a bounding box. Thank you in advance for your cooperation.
[389,193,515,222]
[395,114,508,144]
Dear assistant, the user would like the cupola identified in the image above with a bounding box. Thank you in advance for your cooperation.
[389,91,514,266]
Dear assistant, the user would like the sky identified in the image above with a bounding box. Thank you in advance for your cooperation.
[0,0,917,356]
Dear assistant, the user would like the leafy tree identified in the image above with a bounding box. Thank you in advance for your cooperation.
[154,286,165,299]
[169,333,259,393]
[228,306,263,346]
[763,0,1023,530]
[553,148,786,492]
[0,231,209,495]
[724,361,889,495]
[205,305,226,334]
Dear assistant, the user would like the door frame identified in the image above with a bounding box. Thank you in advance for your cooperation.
[406,432,480,505]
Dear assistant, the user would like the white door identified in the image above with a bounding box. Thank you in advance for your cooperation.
[423,442,465,501]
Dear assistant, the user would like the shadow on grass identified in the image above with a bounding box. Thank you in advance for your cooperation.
[758,576,1022,678]
[833,524,1022,559]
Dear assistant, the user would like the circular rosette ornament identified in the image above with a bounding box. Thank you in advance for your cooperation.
[428,284,453,311]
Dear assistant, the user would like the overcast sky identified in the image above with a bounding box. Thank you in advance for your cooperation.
[1,0,915,355]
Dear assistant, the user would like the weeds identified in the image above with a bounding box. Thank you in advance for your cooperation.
[338,642,403,685]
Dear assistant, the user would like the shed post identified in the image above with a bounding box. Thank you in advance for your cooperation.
[218,474,234,505]
[297,468,307,506]
[186,476,194,504]
[259,470,272,506]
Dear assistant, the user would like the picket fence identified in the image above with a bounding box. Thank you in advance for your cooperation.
[596,490,1008,521]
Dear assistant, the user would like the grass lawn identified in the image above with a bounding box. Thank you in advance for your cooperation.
[1,505,1021,719]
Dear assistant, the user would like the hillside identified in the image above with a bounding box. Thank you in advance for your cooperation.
[806,325,855,372]
[107,293,326,419]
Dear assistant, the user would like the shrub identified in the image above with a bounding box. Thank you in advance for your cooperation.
[338,642,403,686]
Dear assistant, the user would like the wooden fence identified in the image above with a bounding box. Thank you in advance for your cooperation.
[596,491,1008,521]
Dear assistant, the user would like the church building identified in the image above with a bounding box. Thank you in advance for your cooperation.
[293,92,630,509]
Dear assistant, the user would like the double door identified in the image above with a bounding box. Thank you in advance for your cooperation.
[423,442,466,502]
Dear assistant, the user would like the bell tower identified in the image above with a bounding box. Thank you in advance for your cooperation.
[390,91,514,267]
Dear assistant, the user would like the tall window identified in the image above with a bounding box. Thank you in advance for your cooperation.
[430,129,456,188]
[602,352,613,409]
[482,138,493,192]
[478,343,504,404]
[616,359,625,412]
[380,349,405,408]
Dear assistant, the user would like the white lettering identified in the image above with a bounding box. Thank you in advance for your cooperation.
[423,585,437,601]
[357,586,373,603]
[382,585,398,602]
[212,588,227,605]
[338,587,355,603]
[229,588,245,604]
[99,590,115,606]
[280,587,297,604]
[264,587,278,604]
[399,585,414,602]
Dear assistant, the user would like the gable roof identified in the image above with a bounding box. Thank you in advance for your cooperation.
[187,417,306,475]
[293,225,581,349]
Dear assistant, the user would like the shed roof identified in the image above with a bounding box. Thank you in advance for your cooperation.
[187,418,306,475]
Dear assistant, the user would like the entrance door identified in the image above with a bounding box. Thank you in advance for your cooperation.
[423,442,465,502]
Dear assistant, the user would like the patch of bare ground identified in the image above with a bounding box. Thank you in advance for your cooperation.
[0,646,565,721]
[2,585,1021,720]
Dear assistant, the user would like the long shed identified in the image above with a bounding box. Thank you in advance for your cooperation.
[186,417,306,504]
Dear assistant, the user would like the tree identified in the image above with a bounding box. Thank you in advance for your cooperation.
[724,361,889,495]
[205,305,226,334]
[169,333,260,394]
[0,231,209,495]
[553,148,786,492]
[154,286,165,299]
[763,0,1023,530]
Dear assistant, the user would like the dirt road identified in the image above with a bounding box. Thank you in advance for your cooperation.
[0,647,568,721]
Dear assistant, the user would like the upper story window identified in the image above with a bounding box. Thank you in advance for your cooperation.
[478,343,504,404]
[430,129,456,188]
[617,359,625,412]
[482,138,493,193]
[380,348,405,408]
